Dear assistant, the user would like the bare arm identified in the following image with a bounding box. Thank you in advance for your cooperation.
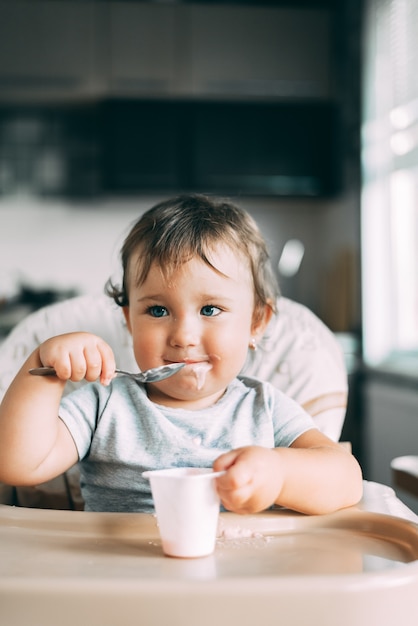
[213,430,363,515]
[0,332,115,486]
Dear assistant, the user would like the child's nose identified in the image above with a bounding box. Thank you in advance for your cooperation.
[169,316,200,348]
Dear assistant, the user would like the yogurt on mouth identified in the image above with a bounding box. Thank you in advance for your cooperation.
[189,361,213,389]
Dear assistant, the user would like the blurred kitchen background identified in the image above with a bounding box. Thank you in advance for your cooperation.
[0,0,417,512]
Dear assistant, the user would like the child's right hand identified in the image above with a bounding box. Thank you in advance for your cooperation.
[38,332,116,385]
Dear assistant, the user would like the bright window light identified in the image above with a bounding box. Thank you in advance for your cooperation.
[362,0,418,371]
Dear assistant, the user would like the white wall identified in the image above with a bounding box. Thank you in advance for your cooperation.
[1,195,149,297]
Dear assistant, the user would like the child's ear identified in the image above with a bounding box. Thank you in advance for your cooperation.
[251,302,274,340]
[122,306,132,335]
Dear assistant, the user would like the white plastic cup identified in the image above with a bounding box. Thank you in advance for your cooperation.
[142,467,224,558]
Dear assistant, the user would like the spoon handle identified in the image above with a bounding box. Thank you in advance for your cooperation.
[29,367,58,376]
[28,362,185,382]
[28,367,132,377]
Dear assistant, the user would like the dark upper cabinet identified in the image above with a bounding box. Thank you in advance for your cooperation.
[0,99,340,198]
[191,101,339,196]
[101,101,184,192]
[101,100,340,197]
[0,1,340,198]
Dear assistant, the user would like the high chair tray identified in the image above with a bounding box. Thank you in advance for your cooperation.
[0,501,417,626]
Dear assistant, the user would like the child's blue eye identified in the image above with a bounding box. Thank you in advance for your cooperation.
[201,305,221,317]
[148,305,168,318]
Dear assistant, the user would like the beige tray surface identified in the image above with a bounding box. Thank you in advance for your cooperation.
[0,503,417,578]
[1,504,418,626]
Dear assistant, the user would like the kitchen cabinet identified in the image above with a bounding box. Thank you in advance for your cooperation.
[101,100,185,191]
[108,3,332,100]
[186,5,332,100]
[0,0,103,102]
[0,2,339,198]
[101,99,338,196]
[107,3,179,97]
[363,374,418,514]
[0,1,333,102]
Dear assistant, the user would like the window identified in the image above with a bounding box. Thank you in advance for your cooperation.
[362,0,418,372]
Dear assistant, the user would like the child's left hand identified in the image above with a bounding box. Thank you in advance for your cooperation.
[213,446,284,514]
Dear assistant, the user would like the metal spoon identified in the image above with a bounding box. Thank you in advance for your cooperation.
[28,362,186,383]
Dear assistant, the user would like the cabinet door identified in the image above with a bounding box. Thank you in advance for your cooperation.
[101,101,186,191]
[107,2,179,97]
[186,5,331,100]
[0,0,100,101]
[364,378,418,514]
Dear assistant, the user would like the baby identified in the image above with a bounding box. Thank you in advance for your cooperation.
[0,194,362,514]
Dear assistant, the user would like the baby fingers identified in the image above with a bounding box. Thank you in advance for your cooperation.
[215,461,254,513]
[39,332,115,384]
[217,483,256,514]
[83,339,115,385]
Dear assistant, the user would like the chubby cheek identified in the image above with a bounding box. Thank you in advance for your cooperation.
[210,333,250,375]
[129,324,163,370]
[136,342,163,371]
[132,344,154,371]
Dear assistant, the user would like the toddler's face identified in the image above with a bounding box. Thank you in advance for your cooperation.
[123,243,267,409]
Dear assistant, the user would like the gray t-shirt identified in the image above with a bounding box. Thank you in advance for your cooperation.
[59,375,316,512]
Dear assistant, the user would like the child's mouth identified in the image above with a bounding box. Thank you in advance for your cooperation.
[188,361,213,390]
[180,355,218,390]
